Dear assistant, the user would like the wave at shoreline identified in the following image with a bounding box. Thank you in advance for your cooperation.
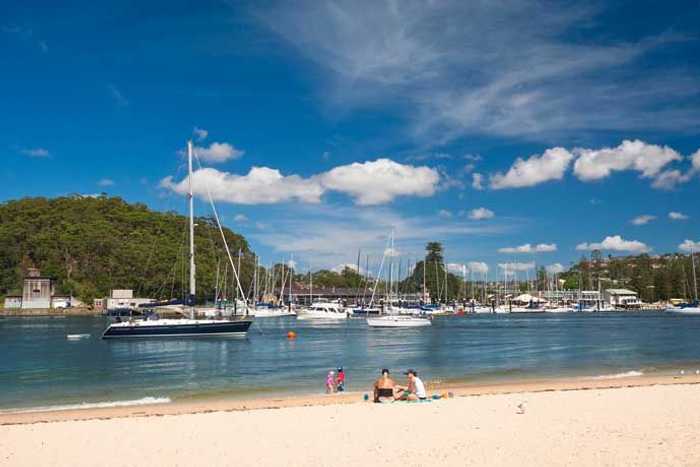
[0,396,171,414]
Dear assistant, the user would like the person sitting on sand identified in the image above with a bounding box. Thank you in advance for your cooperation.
[326,370,336,393]
[373,368,397,403]
[396,369,427,401]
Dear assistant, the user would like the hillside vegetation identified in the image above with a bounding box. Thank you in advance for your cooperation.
[0,196,252,304]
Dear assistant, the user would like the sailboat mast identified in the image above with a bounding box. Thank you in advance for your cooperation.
[692,247,698,301]
[187,140,196,315]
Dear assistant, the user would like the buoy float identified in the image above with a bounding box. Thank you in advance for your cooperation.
[287,331,297,339]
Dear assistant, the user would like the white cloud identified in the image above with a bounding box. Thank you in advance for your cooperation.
[467,261,489,274]
[160,167,324,205]
[162,158,443,206]
[573,140,681,181]
[692,149,700,171]
[468,207,494,220]
[384,247,400,257]
[332,263,363,274]
[260,1,700,141]
[490,148,573,189]
[233,214,249,223]
[498,243,557,254]
[250,204,511,269]
[545,263,566,274]
[446,263,466,274]
[438,209,452,218]
[651,169,692,190]
[679,240,700,252]
[669,211,689,221]
[97,178,115,187]
[631,215,655,226]
[471,173,484,190]
[194,142,244,163]
[193,127,208,141]
[576,235,650,253]
[498,262,535,272]
[319,158,440,205]
[20,147,50,158]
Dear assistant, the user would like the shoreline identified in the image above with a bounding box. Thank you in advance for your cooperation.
[3,372,699,426]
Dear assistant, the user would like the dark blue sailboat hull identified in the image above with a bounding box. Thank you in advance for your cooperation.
[102,320,253,339]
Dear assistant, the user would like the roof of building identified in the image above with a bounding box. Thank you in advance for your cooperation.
[605,288,638,295]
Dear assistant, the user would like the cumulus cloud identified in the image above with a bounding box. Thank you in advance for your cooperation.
[545,263,566,274]
[233,214,249,223]
[163,158,442,206]
[573,140,681,182]
[576,235,650,253]
[692,149,700,171]
[471,173,484,190]
[332,263,364,274]
[438,209,453,218]
[498,262,535,272]
[498,243,557,254]
[193,127,208,141]
[20,147,50,158]
[194,142,244,163]
[467,261,489,274]
[160,167,324,204]
[679,240,700,252]
[446,263,466,274]
[631,215,655,226]
[97,178,115,187]
[468,207,494,220]
[384,247,400,257]
[669,211,689,221]
[651,169,692,190]
[490,148,573,189]
[319,158,439,205]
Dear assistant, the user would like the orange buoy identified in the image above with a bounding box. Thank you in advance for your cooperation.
[287,331,297,339]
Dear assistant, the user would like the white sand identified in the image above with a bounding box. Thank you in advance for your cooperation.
[2,383,700,466]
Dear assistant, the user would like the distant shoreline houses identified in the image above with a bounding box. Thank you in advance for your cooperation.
[2,268,77,310]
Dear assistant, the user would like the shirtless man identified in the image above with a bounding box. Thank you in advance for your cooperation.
[373,368,396,402]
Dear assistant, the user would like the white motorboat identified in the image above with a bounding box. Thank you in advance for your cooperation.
[367,315,432,328]
[666,306,700,315]
[250,307,296,318]
[296,302,348,320]
[544,306,573,313]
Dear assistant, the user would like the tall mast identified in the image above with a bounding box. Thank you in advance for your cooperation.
[187,140,196,317]
[422,255,426,303]
[692,247,698,301]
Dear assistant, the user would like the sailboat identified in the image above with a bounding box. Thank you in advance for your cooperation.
[667,247,700,315]
[102,141,253,338]
[366,230,431,328]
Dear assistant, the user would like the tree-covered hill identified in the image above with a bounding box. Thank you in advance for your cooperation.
[0,195,253,304]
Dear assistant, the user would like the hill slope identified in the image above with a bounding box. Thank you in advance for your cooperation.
[0,196,253,304]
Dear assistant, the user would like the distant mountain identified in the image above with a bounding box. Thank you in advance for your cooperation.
[0,196,253,304]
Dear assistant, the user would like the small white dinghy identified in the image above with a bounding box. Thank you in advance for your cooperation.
[367,315,432,328]
[66,333,91,340]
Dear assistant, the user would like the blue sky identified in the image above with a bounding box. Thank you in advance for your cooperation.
[2,0,700,278]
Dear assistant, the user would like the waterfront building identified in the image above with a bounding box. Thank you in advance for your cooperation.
[21,268,54,309]
[3,295,22,309]
[604,289,641,308]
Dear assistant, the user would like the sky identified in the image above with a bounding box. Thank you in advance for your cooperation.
[2,0,700,278]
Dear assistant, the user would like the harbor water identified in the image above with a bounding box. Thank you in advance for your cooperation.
[2,312,700,411]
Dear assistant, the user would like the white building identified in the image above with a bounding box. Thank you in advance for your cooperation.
[102,289,154,310]
[3,295,22,309]
[22,268,54,309]
[604,289,641,308]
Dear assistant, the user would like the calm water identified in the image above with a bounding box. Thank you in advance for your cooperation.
[2,313,700,411]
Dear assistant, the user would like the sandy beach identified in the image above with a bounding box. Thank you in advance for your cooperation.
[2,375,700,466]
